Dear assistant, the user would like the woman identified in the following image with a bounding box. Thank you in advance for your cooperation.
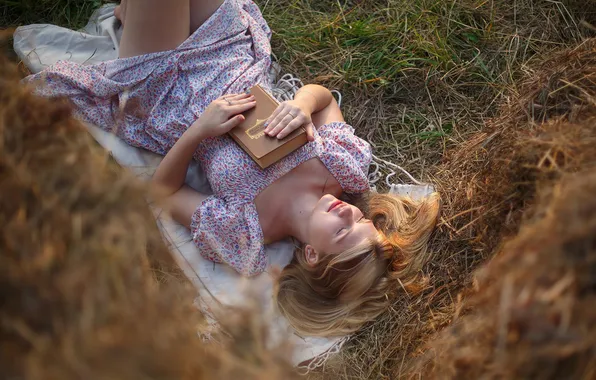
[28,0,440,337]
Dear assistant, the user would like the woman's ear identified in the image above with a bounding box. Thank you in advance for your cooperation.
[304,244,319,267]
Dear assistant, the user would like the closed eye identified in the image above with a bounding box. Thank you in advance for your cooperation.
[337,217,365,235]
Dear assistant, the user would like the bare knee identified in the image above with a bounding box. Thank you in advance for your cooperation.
[114,0,127,24]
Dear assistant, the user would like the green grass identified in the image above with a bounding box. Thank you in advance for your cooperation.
[0,0,104,29]
[266,0,490,87]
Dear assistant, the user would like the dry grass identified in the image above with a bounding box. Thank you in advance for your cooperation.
[403,39,596,379]
[412,167,596,379]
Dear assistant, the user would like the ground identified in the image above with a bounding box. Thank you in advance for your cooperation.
[1,0,595,378]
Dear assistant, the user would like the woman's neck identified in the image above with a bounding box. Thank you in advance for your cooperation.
[255,158,343,243]
[283,189,321,243]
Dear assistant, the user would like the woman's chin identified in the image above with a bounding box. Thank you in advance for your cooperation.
[318,193,337,211]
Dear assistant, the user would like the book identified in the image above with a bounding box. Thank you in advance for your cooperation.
[228,84,308,169]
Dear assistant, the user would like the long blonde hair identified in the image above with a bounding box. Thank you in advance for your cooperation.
[274,192,441,337]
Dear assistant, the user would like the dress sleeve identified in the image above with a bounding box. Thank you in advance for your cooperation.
[317,122,372,193]
[190,195,267,276]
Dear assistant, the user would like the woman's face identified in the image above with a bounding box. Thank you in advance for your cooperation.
[306,194,378,261]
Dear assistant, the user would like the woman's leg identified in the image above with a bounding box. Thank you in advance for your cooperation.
[189,0,225,34]
[119,0,190,59]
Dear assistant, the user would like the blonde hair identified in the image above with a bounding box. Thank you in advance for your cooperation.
[274,192,441,337]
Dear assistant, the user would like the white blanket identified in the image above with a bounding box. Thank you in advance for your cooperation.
[14,4,344,368]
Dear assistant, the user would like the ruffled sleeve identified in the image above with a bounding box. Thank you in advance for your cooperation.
[316,122,372,193]
[190,195,267,276]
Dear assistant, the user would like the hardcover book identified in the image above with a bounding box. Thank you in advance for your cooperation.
[228,84,308,169]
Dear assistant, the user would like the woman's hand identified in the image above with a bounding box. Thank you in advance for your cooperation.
[264,99,315,142]
[191,93,256,138]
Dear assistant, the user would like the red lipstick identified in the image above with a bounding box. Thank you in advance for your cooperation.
[328,200,342,212]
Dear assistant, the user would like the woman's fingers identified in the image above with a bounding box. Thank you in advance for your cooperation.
[267,114,293,137]
[228,93,251,100]
[225,96,255,106]
[219,93,249,100]
[220,114,245,131]
[218,93,252,105]
[264,104,286,133]
[226,100,256,115]
[231,92,250,98]
[224,94,254,105]
[305,122,315,142]
[277,118,304,139]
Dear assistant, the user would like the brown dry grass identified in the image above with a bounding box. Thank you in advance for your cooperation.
[313,36,596,380]
[0,54,297,380]
[411,163,596,379]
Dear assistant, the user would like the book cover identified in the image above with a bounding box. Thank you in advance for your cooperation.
[228,85,308,169]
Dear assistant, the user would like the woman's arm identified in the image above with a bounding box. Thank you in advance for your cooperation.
[151,93,256,227]
[152,125,207,198]
[151,124,210,227]
[264,84,335,141]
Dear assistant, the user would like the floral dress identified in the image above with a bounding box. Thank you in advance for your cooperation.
[27,0,372,276]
